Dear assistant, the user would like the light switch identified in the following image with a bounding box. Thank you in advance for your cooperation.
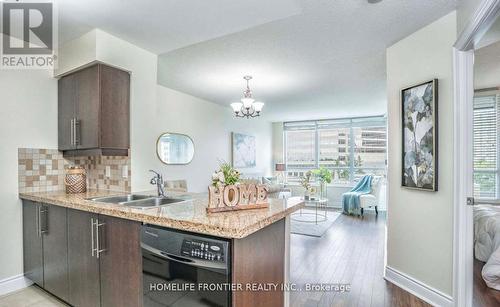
[105,166,111,178]
[122,165,128,178]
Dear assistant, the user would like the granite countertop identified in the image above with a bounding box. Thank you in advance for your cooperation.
[19,190,304,239]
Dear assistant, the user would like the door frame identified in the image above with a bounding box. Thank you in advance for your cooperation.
[453,1,500,306]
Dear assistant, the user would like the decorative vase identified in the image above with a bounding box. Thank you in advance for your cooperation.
[65,166,87,194]
[320,181,327,199]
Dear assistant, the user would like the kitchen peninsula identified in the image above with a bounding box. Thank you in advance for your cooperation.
[19,190,304,307]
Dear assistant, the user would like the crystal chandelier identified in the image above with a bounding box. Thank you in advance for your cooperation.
[230,76,264,118]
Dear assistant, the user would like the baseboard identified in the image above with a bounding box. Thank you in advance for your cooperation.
[0,274,32,296]
[384,266,453,307]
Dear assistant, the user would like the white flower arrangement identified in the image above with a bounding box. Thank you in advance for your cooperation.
[211,161,240,187]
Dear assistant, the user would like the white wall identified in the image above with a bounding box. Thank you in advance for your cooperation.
[0,70,57,280]
[54,30,97,76]
[386,12,456,296]
[474,40,500,89]
[154,86,272,192]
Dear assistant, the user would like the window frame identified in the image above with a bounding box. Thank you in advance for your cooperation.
[473,90,500,199]
[283,116,387,185]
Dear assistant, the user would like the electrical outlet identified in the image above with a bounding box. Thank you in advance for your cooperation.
[122,165,128,178]
[105,166,111,178]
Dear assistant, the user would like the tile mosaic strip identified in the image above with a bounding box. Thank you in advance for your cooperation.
[18,148,131,193]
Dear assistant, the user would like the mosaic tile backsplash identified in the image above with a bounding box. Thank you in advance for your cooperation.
[18,148,131,193]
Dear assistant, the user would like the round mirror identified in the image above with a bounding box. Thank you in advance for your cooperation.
[156,133,194,165]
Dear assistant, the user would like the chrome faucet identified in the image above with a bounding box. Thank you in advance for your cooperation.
[149,170,166,197]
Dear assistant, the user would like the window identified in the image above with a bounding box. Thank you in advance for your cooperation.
[284,117,387,184]
[473,93,499,199]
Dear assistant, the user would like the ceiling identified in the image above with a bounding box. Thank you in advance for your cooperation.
[58,0,302,53]
[57,0,457,122]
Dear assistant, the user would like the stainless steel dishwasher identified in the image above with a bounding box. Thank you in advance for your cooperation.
[141,225,231,307]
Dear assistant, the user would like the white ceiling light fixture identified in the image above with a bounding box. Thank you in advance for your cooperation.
[367,0,383,4]
[230,75,264,118]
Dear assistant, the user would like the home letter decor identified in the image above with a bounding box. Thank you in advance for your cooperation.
[207,184,269,213]
[239,184,256,204]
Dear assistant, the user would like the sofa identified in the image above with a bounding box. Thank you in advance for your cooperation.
[239,175,289,198]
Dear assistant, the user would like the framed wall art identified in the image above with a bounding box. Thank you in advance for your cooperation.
[401,79,438,191]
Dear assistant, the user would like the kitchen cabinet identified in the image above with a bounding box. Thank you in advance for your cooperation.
[22,201,69,301]
[67,208,142,307]
[58,63,130,156]
[23,202,142,307]
[99,215,142,307]
[42,205,69,302]
[22,201,44,287]
[67,209,100,307]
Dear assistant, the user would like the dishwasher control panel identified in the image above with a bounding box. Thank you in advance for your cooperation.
[181,239,225,262]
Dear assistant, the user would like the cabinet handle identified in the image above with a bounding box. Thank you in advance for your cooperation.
[36,205,40,237]
[91,218,95,257]
[74,118,80,146]
[70,118,75,146]
[39,207,48,235]
[96,220,106,258]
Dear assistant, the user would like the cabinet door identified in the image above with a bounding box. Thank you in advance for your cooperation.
[58,74,76,151]
[22,201,43,287]
[74,65,100,150]
[100,65,130,149]
[43,205,69,302]
[98,215,142,307]
[67,209,100,307]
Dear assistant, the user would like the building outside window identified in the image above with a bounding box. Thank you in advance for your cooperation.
[284,116,387,185]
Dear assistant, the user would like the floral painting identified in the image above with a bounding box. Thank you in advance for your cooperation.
[232,132,256,168]
[402,79,438,191]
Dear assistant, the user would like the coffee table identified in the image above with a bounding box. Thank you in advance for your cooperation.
[291,198,328,224]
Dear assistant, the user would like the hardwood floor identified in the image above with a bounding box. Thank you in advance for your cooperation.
[290,210,431,307]
[473,258,500,307]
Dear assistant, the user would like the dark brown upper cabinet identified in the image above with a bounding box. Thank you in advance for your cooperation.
[58,63,130,156]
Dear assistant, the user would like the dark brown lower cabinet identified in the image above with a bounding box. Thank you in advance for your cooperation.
[99,215,142,307]
[43,205,69,302]
[67,210,101,307]
[23,201,143,307]
[23,201,69,302]
[22,201,44,287]
[67,208,142,307]
[232,218,285,307]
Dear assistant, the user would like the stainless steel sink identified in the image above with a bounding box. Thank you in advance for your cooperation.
[88,194,186,209]
[122,197,186,209]
[89,194,153,203]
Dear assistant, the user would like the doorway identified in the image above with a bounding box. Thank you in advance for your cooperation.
[454,1,500,306]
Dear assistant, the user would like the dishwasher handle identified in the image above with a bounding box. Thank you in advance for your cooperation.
[141,242,227,272]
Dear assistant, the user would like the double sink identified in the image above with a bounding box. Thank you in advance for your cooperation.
[88,194,186,209]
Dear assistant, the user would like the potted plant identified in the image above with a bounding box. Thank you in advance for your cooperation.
[212,161,241,201]
[300,171,313,200]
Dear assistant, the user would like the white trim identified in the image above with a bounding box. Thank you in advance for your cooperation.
[453,1,500,306]
[0,274,32,297]
[452,48,475,307]
[384,266,453,307]
[455,0,500,50]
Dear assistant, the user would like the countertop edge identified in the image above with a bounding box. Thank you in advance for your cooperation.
[19,193,305,239]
